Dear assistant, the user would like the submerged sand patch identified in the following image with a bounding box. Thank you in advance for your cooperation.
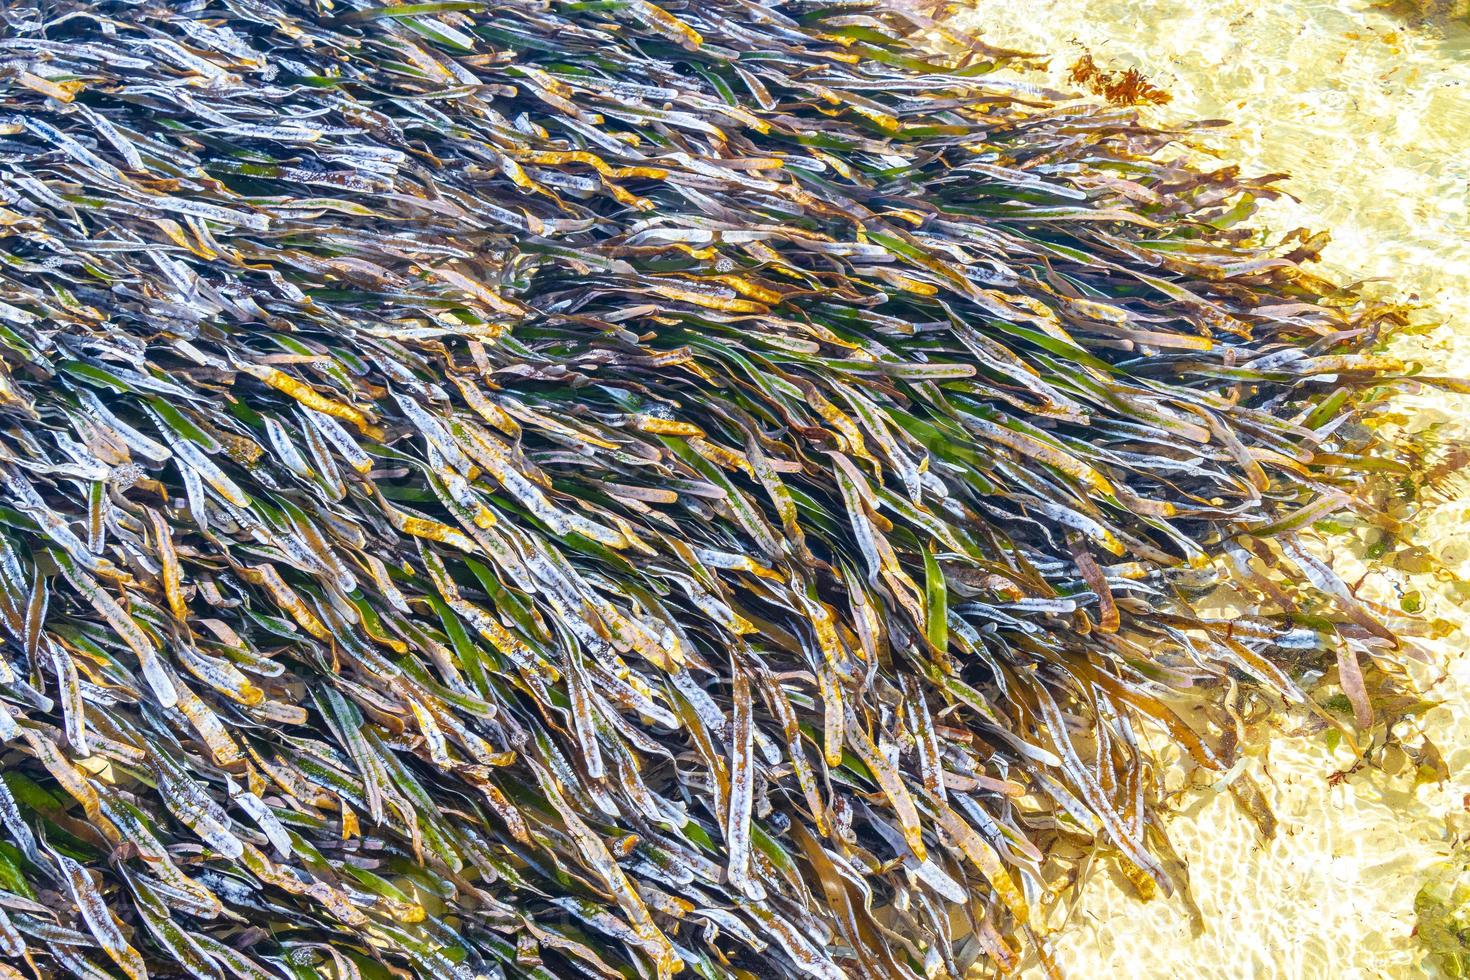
[949,1,1470,975]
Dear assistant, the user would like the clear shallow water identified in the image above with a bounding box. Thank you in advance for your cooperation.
[951,2,1470,976]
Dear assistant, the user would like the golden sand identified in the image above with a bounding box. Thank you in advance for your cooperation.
[946,1,1470,975]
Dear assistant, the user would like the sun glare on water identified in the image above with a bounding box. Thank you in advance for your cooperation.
[951,1,1470,976]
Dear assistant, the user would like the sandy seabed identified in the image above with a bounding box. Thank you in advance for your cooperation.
[948,2,1470,976]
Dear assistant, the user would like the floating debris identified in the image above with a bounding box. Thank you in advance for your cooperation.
[1068,52,1174,106]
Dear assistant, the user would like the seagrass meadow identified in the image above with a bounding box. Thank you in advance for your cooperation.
[0,1,1452,978]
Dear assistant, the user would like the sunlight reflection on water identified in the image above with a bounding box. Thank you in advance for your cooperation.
[950,2,1470,976]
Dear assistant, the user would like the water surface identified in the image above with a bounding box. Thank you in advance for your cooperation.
[952,2,1470,975]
